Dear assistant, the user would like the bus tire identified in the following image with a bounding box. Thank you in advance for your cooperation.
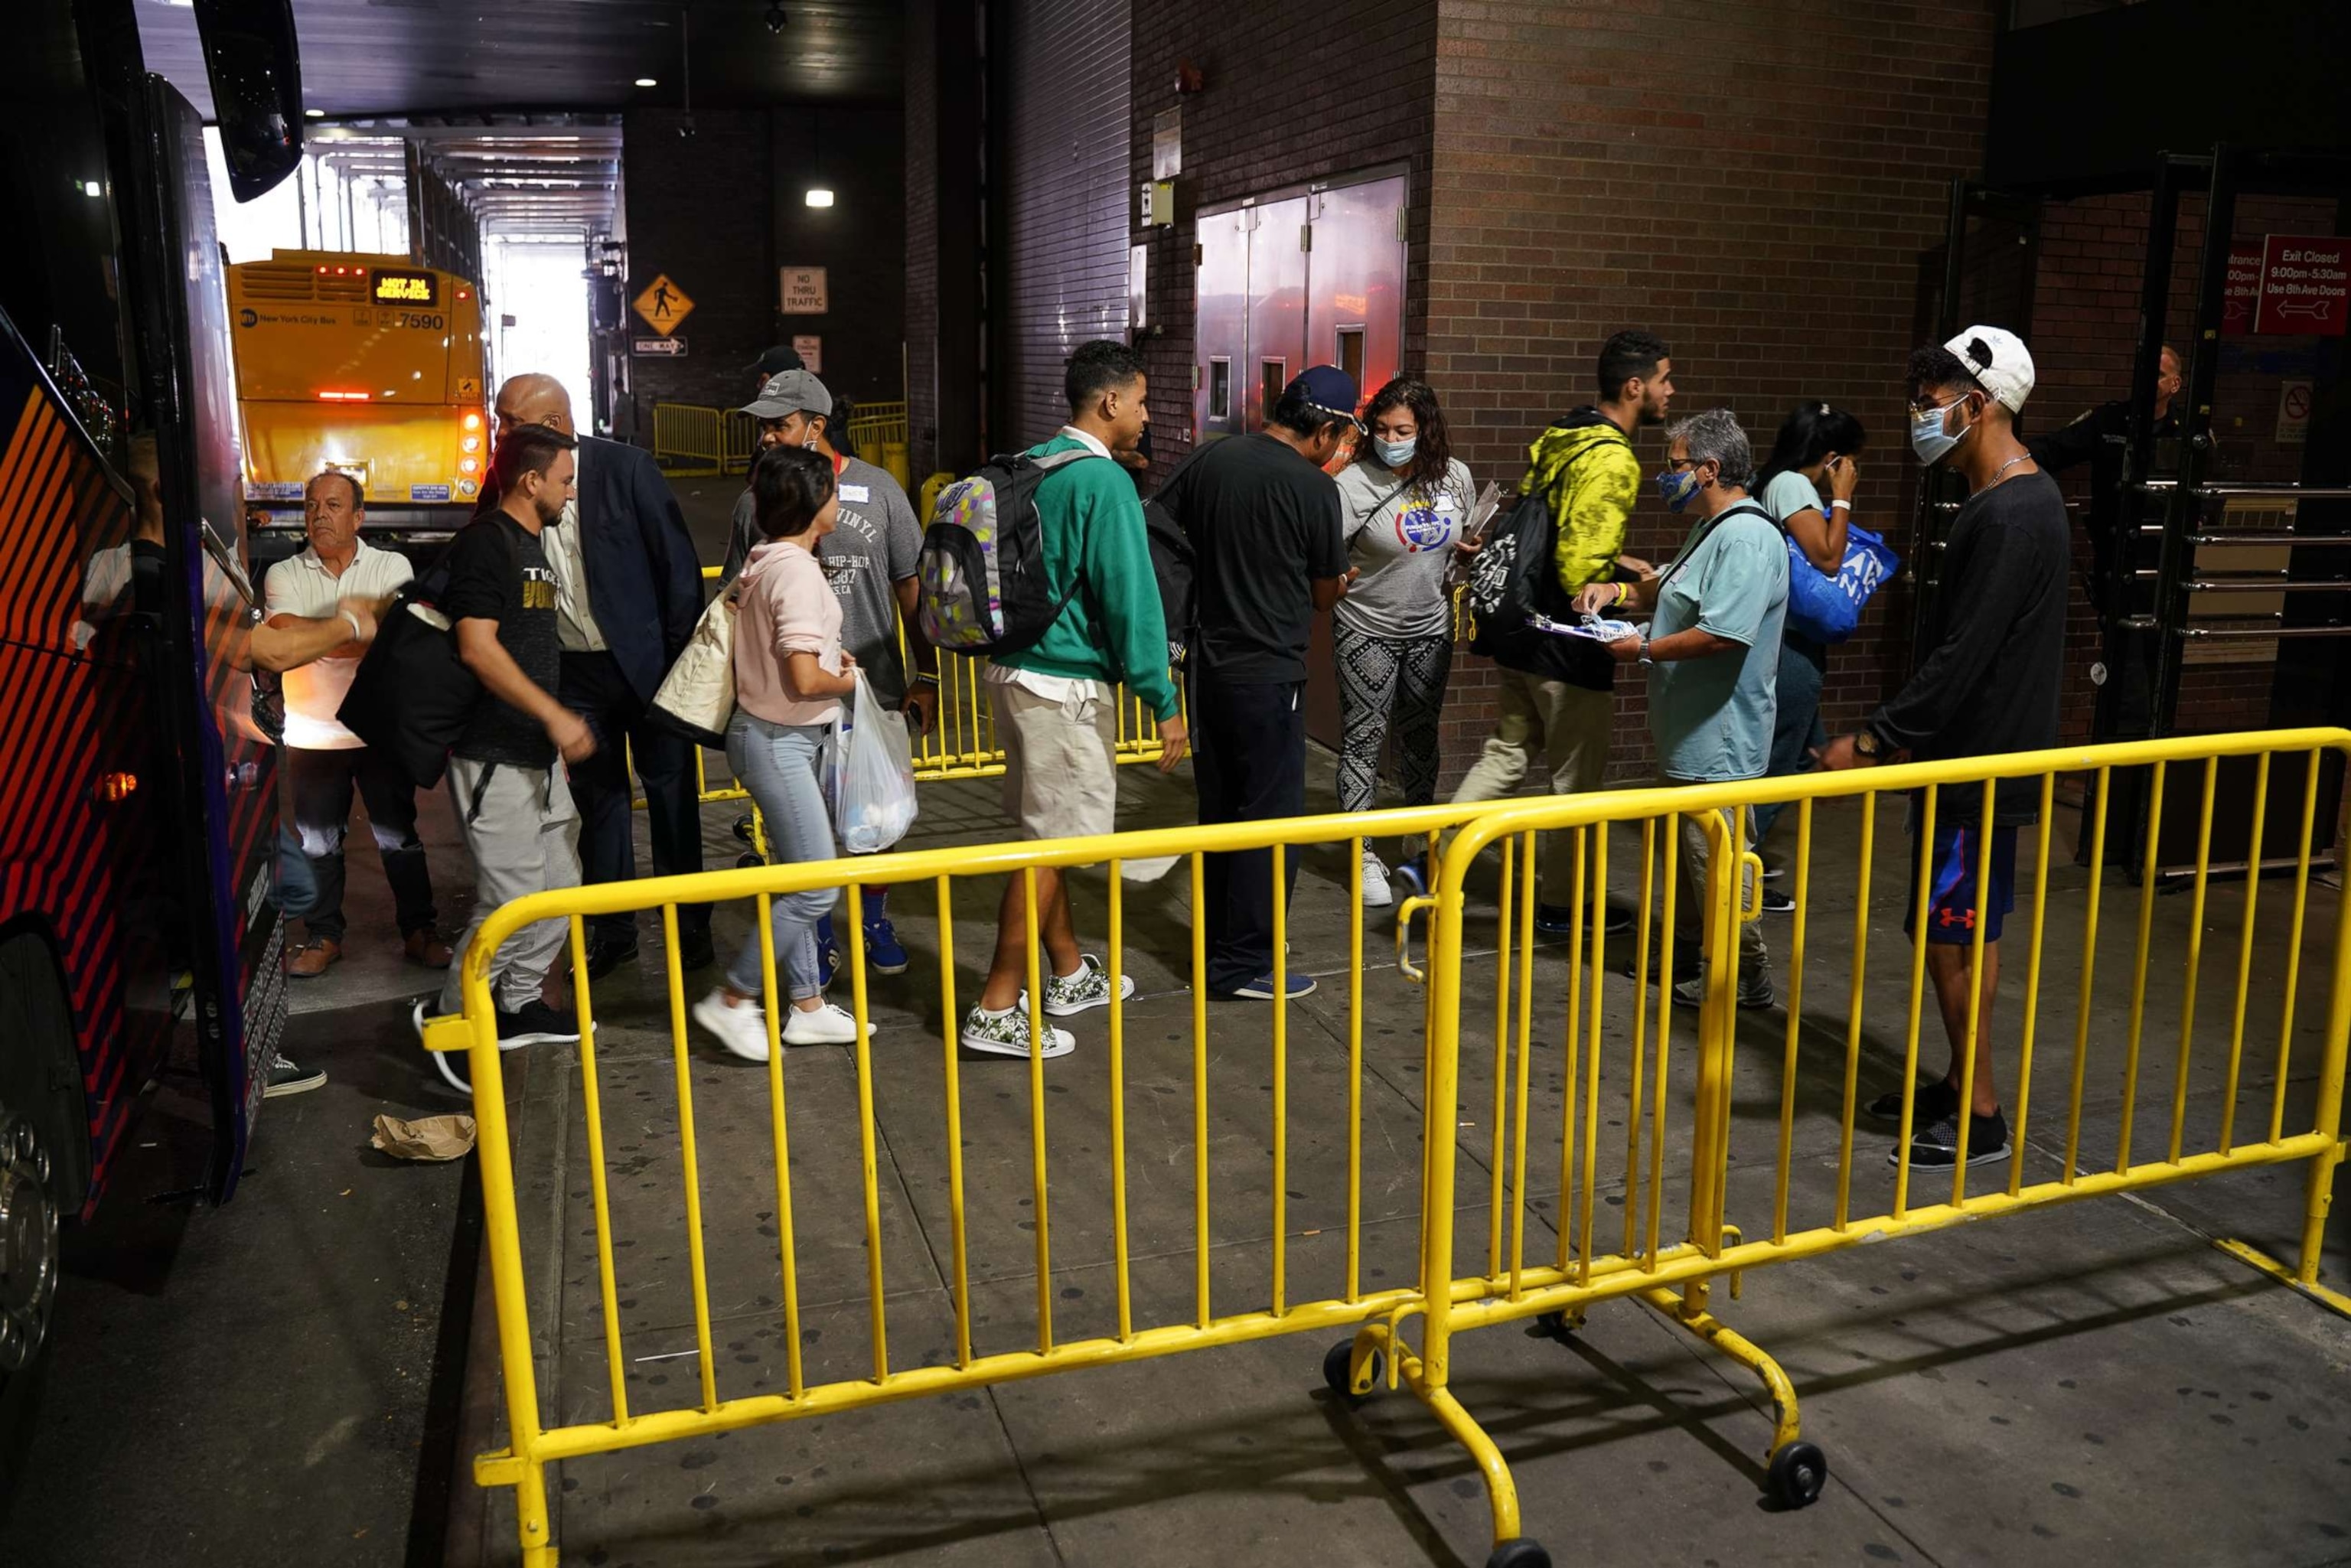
[0,932,81,1464]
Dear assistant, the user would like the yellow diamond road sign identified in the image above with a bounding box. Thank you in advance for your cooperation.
[633,274,693,336]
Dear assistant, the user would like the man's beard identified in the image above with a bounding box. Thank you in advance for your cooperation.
[536,494,566,526]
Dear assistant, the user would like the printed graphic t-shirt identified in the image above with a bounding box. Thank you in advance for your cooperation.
[442,513,562,768]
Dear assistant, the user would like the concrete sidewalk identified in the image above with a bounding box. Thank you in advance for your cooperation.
[448,749,2351,1567]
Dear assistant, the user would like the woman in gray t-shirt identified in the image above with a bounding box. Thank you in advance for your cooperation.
[1332,377,1478,908]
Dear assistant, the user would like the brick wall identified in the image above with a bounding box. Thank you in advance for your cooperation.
[1425,0,2001,786]
[997,0,1133,450]
[905,0,940,478]
[620,109,774,419]
[1127,0,1439,481]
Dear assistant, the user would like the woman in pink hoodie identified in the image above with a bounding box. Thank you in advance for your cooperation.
[691,446,872,1059]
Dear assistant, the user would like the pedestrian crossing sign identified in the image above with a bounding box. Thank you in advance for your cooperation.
[632,274,694,336]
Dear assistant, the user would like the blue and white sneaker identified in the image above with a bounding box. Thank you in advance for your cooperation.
[1224,971,1318,1001]
[861,890,909,976]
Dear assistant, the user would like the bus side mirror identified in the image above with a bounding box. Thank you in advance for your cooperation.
[192,0,304,203]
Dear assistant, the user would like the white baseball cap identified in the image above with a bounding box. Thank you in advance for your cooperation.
[1943,324,2035,413]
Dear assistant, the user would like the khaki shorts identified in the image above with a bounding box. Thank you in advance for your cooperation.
[993,677,1120,841]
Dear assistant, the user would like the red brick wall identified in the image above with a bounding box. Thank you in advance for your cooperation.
[998,0,1133,451]
[1424,0,2001,786]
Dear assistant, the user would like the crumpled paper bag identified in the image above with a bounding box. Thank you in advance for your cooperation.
[371,1113,477,1161]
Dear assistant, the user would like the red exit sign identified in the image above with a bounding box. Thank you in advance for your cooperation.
[2252,235,2349,337]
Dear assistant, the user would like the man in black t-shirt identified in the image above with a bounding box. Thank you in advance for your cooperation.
[429,423,598,1046]
[1156,366,1356,999]
[1818,326,2067,1176]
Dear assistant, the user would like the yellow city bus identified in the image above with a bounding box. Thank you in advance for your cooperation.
[227,249,488,553]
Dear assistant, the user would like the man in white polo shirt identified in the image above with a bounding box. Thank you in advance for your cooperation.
[263,471,451,978]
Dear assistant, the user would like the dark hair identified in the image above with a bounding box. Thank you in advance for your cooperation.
[490,423,576,495]
[1065,339,1147,413]
[750,445,836,540]
[1357,377,1453,493]
[1906,344,1984,406]
[1270,389,1352,440]
[829,396,856,458]
[1756,403,1867,492]
[1597,330,1669,403]
[309,468,364,510]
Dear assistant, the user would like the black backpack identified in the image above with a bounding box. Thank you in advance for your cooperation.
[337,530,510,788]
[1142,495,1194,666]
[1466,487,1569,656]
[915,448,1104,657]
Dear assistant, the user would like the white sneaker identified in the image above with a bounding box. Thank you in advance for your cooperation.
[1037,954,1134,1017]
[960,1005,1076,1059]
[781,1001,870,1046]
[693,989,771,1062]
[1360,849,1394,908]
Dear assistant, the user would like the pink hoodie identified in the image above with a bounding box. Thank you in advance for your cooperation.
[732,538,843,726]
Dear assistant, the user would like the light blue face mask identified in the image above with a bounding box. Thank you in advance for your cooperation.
[1374,436,1417,468]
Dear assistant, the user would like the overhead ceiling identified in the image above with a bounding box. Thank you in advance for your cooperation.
[136,0,905,121]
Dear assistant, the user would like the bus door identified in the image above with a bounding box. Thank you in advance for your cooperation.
[116,77,285,1203]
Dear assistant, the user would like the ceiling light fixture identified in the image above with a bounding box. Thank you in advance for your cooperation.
[634,77,657,87]
[805,187,834,208]
[304,108,324,119]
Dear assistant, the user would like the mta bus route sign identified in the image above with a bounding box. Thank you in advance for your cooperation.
[632,273,694,336]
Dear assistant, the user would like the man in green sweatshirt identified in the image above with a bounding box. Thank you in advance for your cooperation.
[962,340,1189,1058]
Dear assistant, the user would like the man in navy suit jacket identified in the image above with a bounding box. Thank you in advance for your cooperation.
[491,375,710,975]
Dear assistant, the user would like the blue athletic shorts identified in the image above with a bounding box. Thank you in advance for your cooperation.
[1904,823,2017,944]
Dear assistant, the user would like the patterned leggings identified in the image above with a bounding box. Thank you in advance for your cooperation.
[1335,624,1454,817]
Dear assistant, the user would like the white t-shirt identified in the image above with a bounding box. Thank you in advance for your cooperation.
[262,542,416,749]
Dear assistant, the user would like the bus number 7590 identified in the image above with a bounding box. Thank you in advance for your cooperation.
[396,311,446,331]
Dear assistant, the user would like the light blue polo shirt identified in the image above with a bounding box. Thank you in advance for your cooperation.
[1647,501,1788,781]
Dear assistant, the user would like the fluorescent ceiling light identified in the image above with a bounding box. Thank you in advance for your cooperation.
[634,77,657,87]
[305,108,324,119]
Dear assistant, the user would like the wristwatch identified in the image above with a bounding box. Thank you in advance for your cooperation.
[1853,729,1882,759]
[1637,635,1653,667]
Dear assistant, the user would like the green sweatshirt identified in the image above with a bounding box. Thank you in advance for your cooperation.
[993,433,1179,721]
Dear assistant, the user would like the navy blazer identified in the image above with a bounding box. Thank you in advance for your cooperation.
[572,435,703,702]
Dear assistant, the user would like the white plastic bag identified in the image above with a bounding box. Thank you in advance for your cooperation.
[830,670,918,853]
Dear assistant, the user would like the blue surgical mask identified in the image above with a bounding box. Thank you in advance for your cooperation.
[1373,436,1417,468]
[1656,468,1700,513]
[1910,398,1971,466]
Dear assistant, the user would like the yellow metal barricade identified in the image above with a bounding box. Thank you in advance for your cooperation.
[424,798,1500,1566]
[1342,726,2351,1559]
[650,403,725,477]
[435,728,2349,1566]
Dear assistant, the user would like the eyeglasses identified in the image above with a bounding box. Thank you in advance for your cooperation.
[1665,455,1698,471]
[1907,395,1968,417]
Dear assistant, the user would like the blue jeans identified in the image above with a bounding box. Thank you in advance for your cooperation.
[1750,634,1828,849]
[723,713,840,1002]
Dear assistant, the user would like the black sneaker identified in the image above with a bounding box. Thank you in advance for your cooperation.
[676,924,716,973]
[1865,1076,1958,1126]
[1759,888,1795,914]
[1891,1110,2009,1170]
[584,934,639,981]
[1534,904,1635,938]
[263,1054,325,1098]
[494,999,583,1046]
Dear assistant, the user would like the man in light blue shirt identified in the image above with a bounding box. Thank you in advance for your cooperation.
[1578,407,1785,1009]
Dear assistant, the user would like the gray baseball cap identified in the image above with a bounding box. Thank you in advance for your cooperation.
[739,368,833,419]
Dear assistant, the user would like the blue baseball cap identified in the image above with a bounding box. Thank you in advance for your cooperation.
[1283,365,1362,432]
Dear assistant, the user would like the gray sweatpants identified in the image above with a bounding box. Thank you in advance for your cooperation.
[439,755,582,1015]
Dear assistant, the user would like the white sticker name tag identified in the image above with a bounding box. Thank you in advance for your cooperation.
[839,483,872,503]
[1436,495,1458,513]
